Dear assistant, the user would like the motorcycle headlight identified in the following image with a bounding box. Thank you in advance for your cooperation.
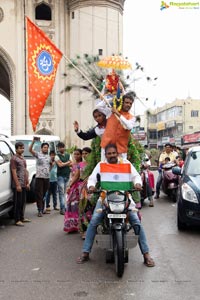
[181,183,198,203]
[109,201,125,213]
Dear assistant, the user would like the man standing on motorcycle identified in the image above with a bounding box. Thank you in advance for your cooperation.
[100,92,136,160]
[76,144,155,267]
[154,143,177,199]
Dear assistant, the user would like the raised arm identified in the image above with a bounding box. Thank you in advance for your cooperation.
[74,120,97,140]
[73,121,79,132]
[29,138,36,156]
[77,128,97,140]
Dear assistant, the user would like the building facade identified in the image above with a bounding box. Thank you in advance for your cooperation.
[146,97,200,148]
[0,0,125,146]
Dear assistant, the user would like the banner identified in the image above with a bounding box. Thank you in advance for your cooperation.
[26,17,62,131]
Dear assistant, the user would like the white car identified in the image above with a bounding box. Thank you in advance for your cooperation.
[10,135,60,202]
[0,135,15,217]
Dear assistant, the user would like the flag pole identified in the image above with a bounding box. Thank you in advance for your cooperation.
[63,54,111,107]
[62,54,126,126]
[136,96,149,109]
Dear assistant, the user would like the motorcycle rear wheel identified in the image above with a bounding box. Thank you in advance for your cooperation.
[114,230,124,277]
[171,189,177,202]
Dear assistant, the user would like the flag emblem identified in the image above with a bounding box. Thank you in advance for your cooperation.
[35,49,54,76]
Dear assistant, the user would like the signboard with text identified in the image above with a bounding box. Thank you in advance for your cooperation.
[182,132,200,144]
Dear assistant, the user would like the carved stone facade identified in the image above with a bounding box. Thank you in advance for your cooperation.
[0,0,125,146]
[67,0,125,13]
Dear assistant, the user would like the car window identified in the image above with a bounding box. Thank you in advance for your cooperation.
[0,141,13,162]
[185,151,200,175]
[12,140,41,158]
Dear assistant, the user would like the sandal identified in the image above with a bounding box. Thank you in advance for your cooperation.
[76,254,89,264]
[81,233,86,240]
[144,257,155,267]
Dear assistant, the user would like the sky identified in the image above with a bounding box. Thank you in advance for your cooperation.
[123,0,200,114]
[1,0,200,133]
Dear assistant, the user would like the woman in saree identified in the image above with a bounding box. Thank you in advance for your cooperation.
[64,149,86,233]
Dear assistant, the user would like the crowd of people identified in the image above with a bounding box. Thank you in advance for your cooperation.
[13,91,187,269]
[11,90,189,270]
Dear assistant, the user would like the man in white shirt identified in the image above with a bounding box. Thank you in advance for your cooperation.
[76,144,155,267]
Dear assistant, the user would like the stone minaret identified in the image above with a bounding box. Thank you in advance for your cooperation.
[0,0,125,145]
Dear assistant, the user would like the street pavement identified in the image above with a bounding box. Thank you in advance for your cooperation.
[1,176,200,300]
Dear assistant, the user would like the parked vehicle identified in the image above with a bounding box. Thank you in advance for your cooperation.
[172,146,200,230]
[10,135,60,202]
[161,162,179,202]
[95,190,140,277]
[0,135,15,217]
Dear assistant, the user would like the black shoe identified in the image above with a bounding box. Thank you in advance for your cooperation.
[154,194,159,199]
[60,209,65,215]
[38,212,43,217]
[54,207,59,211]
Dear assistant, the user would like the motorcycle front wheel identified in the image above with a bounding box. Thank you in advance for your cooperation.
[114,230,124,277]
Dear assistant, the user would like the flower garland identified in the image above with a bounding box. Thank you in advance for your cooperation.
[113,95,123,111]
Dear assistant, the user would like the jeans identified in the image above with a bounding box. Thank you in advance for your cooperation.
[45,181,58,208]
[57,176,69,211]
[156,172,163,196]
[82,200,149,255]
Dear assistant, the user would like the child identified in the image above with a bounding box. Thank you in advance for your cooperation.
[176,155,184,168]
[44,150,58,213]
[140,158,155,207]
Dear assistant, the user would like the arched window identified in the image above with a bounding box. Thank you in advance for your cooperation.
[35,3,52,21]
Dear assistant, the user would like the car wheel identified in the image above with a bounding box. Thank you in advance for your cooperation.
[177,213,186,230]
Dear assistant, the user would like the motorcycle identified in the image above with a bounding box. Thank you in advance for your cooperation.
[94,189,140,278]
[161,162,179,202]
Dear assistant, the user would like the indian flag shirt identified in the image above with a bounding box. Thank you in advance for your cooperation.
[87,159,142,191]
[100,162,133,190]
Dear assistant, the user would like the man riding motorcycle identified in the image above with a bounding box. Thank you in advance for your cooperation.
[155,143,177,199]
[76,144,155,267]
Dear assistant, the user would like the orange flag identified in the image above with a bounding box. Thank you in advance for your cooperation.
[26,17,63,131]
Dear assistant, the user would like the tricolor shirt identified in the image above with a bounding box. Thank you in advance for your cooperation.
[87,159,142,190]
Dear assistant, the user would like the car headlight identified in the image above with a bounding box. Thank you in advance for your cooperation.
[109,202,125,213]
[181,183,198,203]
